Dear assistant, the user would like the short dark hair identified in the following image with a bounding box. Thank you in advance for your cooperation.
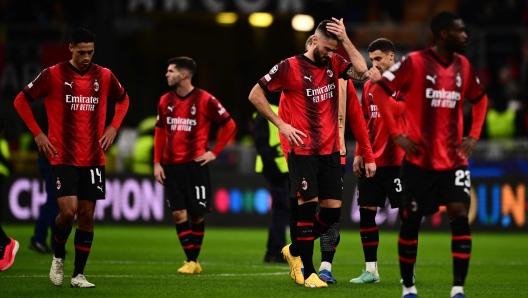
[70,28,96,45]
[168,56,197,76]
[315,20,338,41]
[368,38,395,53]
[430,11,461,38]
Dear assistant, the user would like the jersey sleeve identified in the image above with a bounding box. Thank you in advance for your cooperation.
[257,60,291,94]
[205,96,231,124]
[361,81,371,119]
[377,55,413,96]
[465,65,485,102]
[109,71,127,102]
[23,68,52,101]
[155,98,165,129]
[335,53,352,79]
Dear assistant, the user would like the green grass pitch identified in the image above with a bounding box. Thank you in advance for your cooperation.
[1,225,527,297]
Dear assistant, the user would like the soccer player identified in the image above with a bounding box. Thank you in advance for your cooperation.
[249,18,376,288]
[153,56,236,275]
[0,108,19,272]
[14,28,130,288]
[350,38,406,284]
[369,12,488,298]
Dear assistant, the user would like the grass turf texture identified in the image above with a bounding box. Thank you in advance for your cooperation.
[1,225,527,297]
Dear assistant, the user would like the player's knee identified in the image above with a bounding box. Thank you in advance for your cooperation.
[172,210,188,223]
[318,207,341,226]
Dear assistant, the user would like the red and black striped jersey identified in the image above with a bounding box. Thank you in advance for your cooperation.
[361,80,405,167]
[23,62,126,166]
[258,54,351,156]
[377,48,485,170]
[155,88,231,164]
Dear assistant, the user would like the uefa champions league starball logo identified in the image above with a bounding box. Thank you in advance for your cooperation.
[56,178,61,190]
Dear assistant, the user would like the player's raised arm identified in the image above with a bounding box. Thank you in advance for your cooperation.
[326,17,368,81]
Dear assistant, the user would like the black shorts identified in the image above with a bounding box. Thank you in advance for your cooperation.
[51,165,106,201]
[163,162,212,214]
[400,160,471,216]
[358,166,402,209]
[288,151,342,200]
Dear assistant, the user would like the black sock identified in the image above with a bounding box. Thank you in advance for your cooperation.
[320,222,340,264]
[450,216,471,287]
[289,197,300,257]
[191,221,205,261]
[73,229,93,277]
[53,222,72,259]
[0,226,9,246]
[314,208,340,239]
[359,208,378,262]
[297,202,317,279]
[175,222,196,262]
[398,215,421,287]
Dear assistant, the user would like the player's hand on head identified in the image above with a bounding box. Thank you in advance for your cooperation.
[364,162,376,178]
[153,163,165,185]
[35,133,58,158]
[278,123,306,147]
[393,134,421,157]
[327,18,348,42]
[353,155,364,177]
[456,136,478,159]
[366,67,382,82]
[195,151,216,166]
[99,126,117,151]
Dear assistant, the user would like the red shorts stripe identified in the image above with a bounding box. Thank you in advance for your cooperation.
[53,236,68,244]
[297,236,315,241]
[362,241,379,247]
[194,245,202,249]
[74,245,91,252]
[297,222,313,227]
[178,230,193,238]
[399,256,416,264]
[452,252,471,259]
[360,227,378,233]
[192,231,205,236]
[452,235,472,241]
[315,214,329,228]
[182,244,194,250]
[398,237,418,246]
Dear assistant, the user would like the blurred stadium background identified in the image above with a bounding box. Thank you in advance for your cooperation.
[0,0,527,231]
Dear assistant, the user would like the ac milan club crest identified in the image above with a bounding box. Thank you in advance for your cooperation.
[301,178,308,190]
[94,79,99,91]
[56,178,61,190]
[410,199,418,212]
[191,104,196,115]
[326,69,333,78]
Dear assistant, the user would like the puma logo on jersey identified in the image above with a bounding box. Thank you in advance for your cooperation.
[425,75,436,84]
[64,82,73,88]
[97,186,103,192]
[167,106,174,112]
[199,201,206,207]
[303,75,312,82]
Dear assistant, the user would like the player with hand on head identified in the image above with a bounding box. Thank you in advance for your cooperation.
[153,56,236,275]
[14,28,130,288]
[368,12,488,298]
[249,18,375,288]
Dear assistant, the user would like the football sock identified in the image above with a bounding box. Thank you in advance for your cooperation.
[53,222,72,259]
[73,229,93,277]
[191,221,205,260]
[314,207,340,239]
[359,208,379,273]
[320,222,340,264]
[450,216,471,287]
[403,285,418,295]
[398,215,421,287]
[297,202,317,279]
[289,197,300,257]
[450,286,464,297]
[175,222,195,262]
[0,227,9,246]
[319,261,331,272]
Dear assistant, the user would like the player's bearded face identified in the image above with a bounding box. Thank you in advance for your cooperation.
[369,50,394,73]
[446,19,467,54]
[166,65,182,87]
[313,37,338,66]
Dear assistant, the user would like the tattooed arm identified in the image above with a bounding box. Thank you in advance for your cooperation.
[326,17,368,81]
